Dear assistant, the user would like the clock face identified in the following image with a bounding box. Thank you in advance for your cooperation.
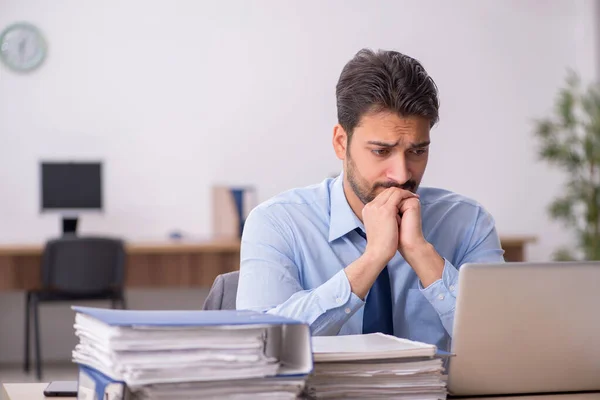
[0,22,47,72]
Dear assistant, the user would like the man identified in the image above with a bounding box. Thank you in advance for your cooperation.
[236,48,505,351]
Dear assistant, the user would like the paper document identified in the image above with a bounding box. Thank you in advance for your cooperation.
[312,333,437,362]
[308,333,446,399]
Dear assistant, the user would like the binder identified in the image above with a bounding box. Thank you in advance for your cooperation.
[72,307,313,381]
[77,364,307,400]
[72,306,303,328]
[77,365,130,400]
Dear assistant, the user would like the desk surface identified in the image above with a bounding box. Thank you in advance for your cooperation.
[2,383,600,400]
[0,238,241,256]
[2,383,69,400]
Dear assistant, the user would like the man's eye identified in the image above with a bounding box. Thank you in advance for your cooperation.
[410,149,427,156]
[372,149,390,157]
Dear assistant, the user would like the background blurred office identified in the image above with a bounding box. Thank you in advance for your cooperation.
[0,0,599,385]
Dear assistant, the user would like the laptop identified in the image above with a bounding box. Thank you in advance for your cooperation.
[447,261,600,397]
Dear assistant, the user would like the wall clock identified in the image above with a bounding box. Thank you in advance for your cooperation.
[0,22,47,72]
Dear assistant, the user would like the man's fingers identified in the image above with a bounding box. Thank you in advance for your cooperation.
[385,188,419,209]
[370,187,395,206]
[398,196,420,215]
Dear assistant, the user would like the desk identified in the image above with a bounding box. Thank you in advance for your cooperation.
[2,383,67,400]
[0,236,535,292]
[2,383,600,400]
[0,239,240,291]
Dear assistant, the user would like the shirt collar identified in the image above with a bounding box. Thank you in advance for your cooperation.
[328,172,365,242]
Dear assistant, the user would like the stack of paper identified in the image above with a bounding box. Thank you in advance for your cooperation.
[134,377,306,400]
[71,306,312,399]
[307,333,447,399]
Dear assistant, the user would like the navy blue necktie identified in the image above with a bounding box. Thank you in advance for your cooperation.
[355,228,394,335]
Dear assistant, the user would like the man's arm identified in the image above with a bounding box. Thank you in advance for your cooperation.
[237,188,425,335]
[235,206,366,336]
[416,206,506,336]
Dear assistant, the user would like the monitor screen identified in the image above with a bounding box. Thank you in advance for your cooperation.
[41,162,102,210]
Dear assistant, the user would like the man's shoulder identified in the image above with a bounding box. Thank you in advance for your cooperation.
[252,177,334,219]
[418,187,498,244]
[418,186,485,213]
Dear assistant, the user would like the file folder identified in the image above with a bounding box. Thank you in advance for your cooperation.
[72,307,313,381]
[77,365,129,400]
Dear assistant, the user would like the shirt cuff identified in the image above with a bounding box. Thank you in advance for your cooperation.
[315,269,365,314]
[418,258,458,316]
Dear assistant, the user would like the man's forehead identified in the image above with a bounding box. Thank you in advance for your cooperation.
[355,121,430,145]
[356,113,430,132]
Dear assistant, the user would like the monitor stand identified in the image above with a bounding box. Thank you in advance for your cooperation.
[62,217,78,235]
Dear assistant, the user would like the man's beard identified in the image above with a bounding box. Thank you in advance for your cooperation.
[346,152,418,205]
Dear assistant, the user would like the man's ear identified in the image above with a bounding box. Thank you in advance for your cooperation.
[332,124,348,161]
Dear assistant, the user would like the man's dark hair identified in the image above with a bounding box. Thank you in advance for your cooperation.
[336,48,439,139]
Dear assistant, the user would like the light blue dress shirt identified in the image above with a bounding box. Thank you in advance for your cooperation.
[236,173,505,351]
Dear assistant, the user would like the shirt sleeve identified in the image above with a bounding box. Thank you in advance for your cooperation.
[418,206,506,336]
[236,206,365,336]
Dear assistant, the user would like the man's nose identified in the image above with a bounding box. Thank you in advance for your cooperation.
[386,155,412,185]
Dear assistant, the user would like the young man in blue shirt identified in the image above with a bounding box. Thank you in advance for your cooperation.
[236,48,505,351]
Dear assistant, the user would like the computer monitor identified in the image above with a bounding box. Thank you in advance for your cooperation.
[40,161,103,235]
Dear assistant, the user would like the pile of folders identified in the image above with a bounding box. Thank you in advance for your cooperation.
[70,306,313,399]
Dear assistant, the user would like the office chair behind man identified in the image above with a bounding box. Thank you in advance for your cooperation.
[23,236,127,381]
[202,271,239,310]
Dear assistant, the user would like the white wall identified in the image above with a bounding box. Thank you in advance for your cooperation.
[0,0,597,364]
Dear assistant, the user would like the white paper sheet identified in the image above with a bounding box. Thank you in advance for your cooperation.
[312,333,437,362]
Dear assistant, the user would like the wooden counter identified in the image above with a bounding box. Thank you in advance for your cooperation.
[0,239,240,291]
[0,236,535,292]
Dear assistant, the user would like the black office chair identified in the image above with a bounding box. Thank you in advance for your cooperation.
[23,236,127,381]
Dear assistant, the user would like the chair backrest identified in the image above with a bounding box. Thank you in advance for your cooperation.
[41,236,126,294]
[202,271,239,310]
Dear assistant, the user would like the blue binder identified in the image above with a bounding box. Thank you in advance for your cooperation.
[72,306,305,327]
[72,306,313,380]
[76,364,307,400]
[77,365,129,400]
